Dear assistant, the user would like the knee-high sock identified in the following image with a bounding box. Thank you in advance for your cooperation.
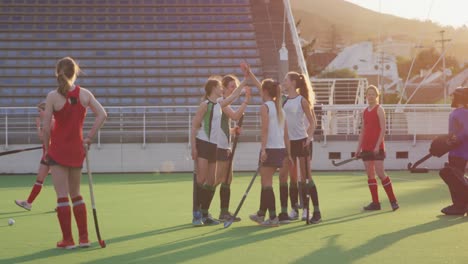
[56,197,73,242]
[258,188,267,216]
[307,180,320,212]
[27,180,44,204]
[220,183,230,213]
[289,182,298,209]
[196,183,203,211]
[264,186,276,219]
[368,179,379,203]
[72,195,88,243]
[381,176,397,203]
[200,185,215,217]
[298,182,305,208]
[279,182,288,213]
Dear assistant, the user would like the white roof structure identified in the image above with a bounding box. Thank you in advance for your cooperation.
[325,41,400,92]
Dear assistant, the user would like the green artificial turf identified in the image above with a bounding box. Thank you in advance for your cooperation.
[0,171,466,264]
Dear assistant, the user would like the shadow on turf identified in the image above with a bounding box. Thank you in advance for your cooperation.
[290,215,466,264]
[0,224,194,263]
[78,210,396,264]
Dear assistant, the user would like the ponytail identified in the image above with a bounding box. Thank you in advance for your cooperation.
[261,79,283,124]
[287,71,315,108]
[55,57,80,97]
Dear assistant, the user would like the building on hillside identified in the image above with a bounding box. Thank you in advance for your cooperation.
[447,68,468,94]
[306,52,337,76]
[324,41,401,96]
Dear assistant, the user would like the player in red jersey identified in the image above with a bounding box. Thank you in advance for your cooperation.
[43,57,107,249]
[15,101,53,211]
[355,85,399,211]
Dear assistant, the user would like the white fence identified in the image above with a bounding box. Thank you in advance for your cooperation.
[0,104,452,149]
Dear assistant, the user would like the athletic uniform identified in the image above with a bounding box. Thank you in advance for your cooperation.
[283,95,312,157]
[283,95,321,223]
[439,107,468,214]
[216,108,231,161]
[361,105,385,161]
[360,104,398,211]
[195,98,222,162]
[48,85,86,168]
[261,100,286,167]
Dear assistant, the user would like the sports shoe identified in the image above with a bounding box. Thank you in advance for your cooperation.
[260,217,280,227]
[202,215,220,226]
[278,212,291,224]
[391,201,400,211]
[441,204,465,216]
[15,200,31,211]
[301,209,309,221]
[57,239,76,249]
[309,211,322,224]
[249,213,265,224]
[192,211,204,227]
[288,209,299,220]
[219,211,241,222]
[363,202,381,211]
[79,240,91,248]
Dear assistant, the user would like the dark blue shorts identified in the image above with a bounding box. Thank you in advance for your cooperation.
[216,148,230,161]
[196,138,217,162]
[290,138,313,158]
[260,148,286,168]
[361,150,386,161]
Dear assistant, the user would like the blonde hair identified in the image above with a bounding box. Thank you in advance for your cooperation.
[262,79,283,124]
[55,57,80,97]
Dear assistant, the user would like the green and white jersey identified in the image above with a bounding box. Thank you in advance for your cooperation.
[217,107,231,150]
[196,98,222,144]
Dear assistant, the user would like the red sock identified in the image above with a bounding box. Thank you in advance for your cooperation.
[381,176,397,203]
[72,195,88,243]
[27,180,44,204]
[56,197,73,242]
[368,179,379,203]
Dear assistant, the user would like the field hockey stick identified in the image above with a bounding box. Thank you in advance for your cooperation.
[304,154,311,225]
[85,147,106,248]
[224,163,261,228]
[224,114,245,185]
[0,146,42,157]
[331,155,360,167]
[192,160,198,213]
[296,157,304,209]
[407,153,431,173]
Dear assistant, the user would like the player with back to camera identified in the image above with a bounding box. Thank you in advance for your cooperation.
[280,71,321,224]
[43,57,107,249]
[355,85,399,211]
[439,87,468,215]
[214,74,251,222]
[191,73,247,226]
[15,101,54,211]
[242,69,292,226]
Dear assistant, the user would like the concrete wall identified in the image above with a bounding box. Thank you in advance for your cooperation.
[0,140,448,174]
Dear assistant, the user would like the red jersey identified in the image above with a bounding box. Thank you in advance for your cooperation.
[48,86,87,167]
[362,105,385,151]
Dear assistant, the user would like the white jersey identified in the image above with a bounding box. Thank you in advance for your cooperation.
[196,98,222,144]
[283,95,308,140]
[217,105,231,150]
[264,100,285,149]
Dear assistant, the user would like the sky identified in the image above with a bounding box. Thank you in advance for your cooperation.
[345,0,468,28]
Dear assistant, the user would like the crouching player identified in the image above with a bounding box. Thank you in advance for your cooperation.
[439,87,468,215]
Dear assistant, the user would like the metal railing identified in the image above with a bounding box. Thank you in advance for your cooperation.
[0,104,451,148]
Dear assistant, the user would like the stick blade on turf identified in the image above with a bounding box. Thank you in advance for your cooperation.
[224,220,233,228]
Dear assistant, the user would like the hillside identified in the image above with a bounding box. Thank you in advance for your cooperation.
[290,0,468,61]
